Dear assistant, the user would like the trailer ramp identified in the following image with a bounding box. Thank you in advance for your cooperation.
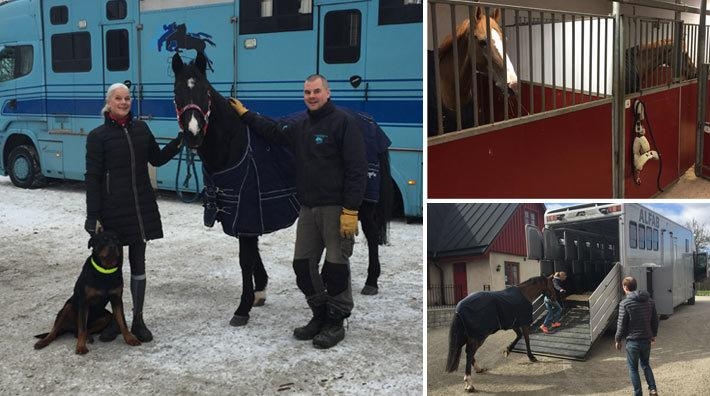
[512,263,622,360]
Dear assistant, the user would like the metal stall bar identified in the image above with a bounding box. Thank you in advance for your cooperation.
[597,17,601,97]
[529,10,534,113]
[589,16,594,100]
[541,11,546,112]
[485,7,495,123]
[572,14,576,105]
[563,13,567,107]
[696,0,707,177]
[613,2,624,198]
[516,9,522,118]
[552,12,557,109]
[468,5,479,128]
[430,3,444,135]
[502,10,509,120]
[449,4,462,131]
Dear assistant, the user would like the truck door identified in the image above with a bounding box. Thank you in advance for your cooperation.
[101,11,136,100]
[317,0,368,110]
[651,266,674,316]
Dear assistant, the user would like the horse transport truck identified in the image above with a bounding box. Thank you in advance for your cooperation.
[0,0,423,218]
[520,203,708,360]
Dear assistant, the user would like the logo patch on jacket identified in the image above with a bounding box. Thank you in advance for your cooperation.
[313,134,327,144]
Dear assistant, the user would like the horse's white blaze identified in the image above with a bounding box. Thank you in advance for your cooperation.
[187,114,200,135]
[491,29,518,86]
[187,77,195,89]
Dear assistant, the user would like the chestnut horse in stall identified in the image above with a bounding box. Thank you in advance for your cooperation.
[625,39,697,93]
[430,7,520,134]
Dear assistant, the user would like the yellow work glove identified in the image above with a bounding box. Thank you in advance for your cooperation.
[229,98,248,116]
[339,208,359,238]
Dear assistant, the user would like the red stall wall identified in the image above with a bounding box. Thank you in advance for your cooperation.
[703,80,710,177]
[624,89,680,198]
[679,82,698,173]
[428,103,613,198]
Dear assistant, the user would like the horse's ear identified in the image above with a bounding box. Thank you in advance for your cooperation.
[172,53,184,75]
[476,6,484,20]
[195,51,208,75]
[491,9,501,23]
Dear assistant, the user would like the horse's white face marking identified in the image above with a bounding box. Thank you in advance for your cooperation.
[187,78,195,89]
[187,114,200,135]
[490,29,518,87]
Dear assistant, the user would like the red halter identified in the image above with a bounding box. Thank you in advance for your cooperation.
[175,90,212,137]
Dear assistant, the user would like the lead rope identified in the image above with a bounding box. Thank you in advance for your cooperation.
[175,135,201,203]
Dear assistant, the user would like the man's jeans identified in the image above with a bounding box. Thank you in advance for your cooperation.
[625,339,657,396]
[542,296,561,327]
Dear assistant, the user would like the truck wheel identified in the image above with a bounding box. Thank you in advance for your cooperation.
[8,145,46,188]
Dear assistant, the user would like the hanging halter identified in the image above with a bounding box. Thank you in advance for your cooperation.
[174,90,212,138]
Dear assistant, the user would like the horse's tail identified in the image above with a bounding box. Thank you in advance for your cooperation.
[374,150,393,245]
[446,314,466,373]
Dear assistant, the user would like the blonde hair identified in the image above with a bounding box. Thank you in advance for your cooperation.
[101,83,130,115]
[554,271,567,279]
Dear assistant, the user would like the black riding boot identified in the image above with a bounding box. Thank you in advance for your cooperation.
[293,304,326,340]
[130,276,153,342]
[312,306,347,349]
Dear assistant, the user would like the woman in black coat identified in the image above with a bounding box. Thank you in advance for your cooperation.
[85,82,182,342]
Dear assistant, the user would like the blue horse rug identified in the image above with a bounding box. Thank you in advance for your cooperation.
[455,287,533,342]
[202,127,299,237]
[278,107,391,203]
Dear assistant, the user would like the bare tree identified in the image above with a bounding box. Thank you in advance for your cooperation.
[685,218,710,252]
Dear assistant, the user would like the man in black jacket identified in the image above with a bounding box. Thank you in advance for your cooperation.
[615,276,659,396]
[230,75,367,349]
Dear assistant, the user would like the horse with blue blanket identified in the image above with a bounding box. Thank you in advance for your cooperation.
[446,276,558,392]
[171,51,392,326]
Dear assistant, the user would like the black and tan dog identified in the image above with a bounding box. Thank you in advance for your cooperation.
[34,230,141,354]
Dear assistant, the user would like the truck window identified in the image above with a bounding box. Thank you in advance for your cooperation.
[686,239,690,253]
[324,10,361,64]
[378,0,422,25]
[629,221,637,249]
[106,0,127,20]
[50,6,68,25]
[51,32,91,73]
[653,228,658,251]
[638,224,645,249]
[646,227,652,250]
[106,29,129,71]
[239,0,313,35]
[0,45,33,83]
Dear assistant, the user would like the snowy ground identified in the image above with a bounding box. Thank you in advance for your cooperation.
[0,176,423,395]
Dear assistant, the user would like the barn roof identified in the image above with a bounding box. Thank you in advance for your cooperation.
[428,203,519,259]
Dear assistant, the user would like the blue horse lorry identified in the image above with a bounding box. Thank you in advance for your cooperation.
[0,0,423,218]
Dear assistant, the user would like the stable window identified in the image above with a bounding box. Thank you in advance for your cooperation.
[629,221,637,249]
[638,225,646,250]
[50,6,68,25]
[524,210,537,226]
[239,0,313,35]
[504,261,520,287]
[51,32,91,72]
[378,0,422,25]
[106,0,127,20]
[653,228,659,251]
[106,29,129,71]
[324,10,361,64]
[0,45,33,83]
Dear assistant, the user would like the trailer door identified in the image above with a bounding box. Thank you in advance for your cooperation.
[652,266,674,315]
[317,0,368,110]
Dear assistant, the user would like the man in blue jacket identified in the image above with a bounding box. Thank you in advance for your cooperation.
[615,276,659,396]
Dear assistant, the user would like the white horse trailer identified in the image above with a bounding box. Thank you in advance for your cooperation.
[517,203,707,360]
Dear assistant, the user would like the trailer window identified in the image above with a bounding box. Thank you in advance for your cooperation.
[106,0,127,20]
[106,29,129,71]
[378,0,422,25]
[323,10,361,64]
[239,0,313,35]
[629,221,637,249]
[686,239,690,253]
[653,228,659,251]
[50,6,68,25]
[0,45,33,83]
[51,32,91,73]
[638,225,645,249]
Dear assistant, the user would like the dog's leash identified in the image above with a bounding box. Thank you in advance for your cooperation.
[175,136,201,203]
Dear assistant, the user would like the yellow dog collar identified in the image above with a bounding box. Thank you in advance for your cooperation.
[91,257,118,274]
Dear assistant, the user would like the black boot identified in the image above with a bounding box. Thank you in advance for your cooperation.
[293,304,326,341]
[312,307,347,349]
[131,312,153,342]
[99,318,120,342]
[130,275,153,342]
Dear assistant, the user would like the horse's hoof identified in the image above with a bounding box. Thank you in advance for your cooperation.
[361,285,378,295]
[254,291,266,307]
[464,385,476,392]
[475,368,487,374]
[529,356,538,363]
[229,315,249,327]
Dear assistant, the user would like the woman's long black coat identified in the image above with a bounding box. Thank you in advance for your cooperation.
[85,113,181,245]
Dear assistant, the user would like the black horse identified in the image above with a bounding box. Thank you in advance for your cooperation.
[445,276,558,392]
[171,51,392,326]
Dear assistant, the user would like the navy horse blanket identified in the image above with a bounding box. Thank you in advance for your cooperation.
[278,107,391,203]
[455,287,533,342]
[202,127,299,237]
